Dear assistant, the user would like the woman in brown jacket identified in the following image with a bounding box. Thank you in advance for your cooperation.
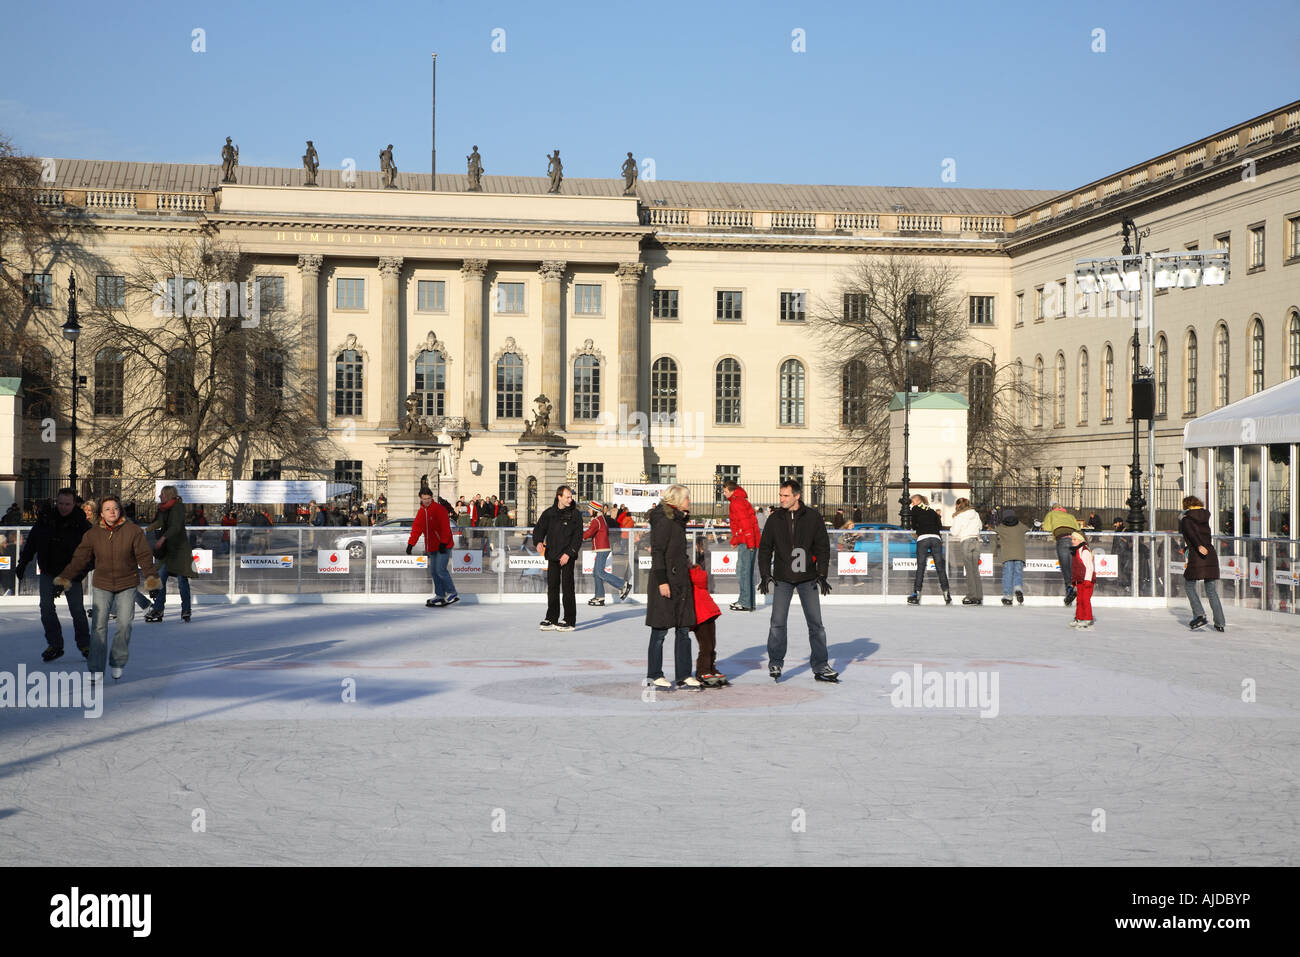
[1178,495,1225,632]
[54,494,161,680]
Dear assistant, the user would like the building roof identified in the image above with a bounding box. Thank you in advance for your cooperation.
[888,392,970,411]
[1183,376,1300,448]
[44,158,1058,215]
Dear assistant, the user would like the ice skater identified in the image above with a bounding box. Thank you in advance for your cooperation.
[583,501,632,606]
[1179,495,1226,632]
[994,507,1027,605]
[722,479,760,611]
[689,537,727,687]
[1068,530,1095,630]
[644,484,699,688]
[906,494,951,605]
[757,478,837,682]
[16,487,91,661]
[135,485,197,622]
[533,485,583,631]
[407,487,458,607]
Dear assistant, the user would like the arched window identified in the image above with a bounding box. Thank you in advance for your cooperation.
[1185,331,1198,415]
[1289,311,1300,379]
[715,357,742,424]
[968,361,992,430]
[1102,346,1114,422]
[573,354,600,420]
[1054,353,1066,426]
[496,353,523,419]
[414,350,446,416]
[253,350,284,410]
[1033,356,1044,428]
[334,349,363,417]
[94,348,124,416]
[1077,348,1089,424]
[841,359,868,426]
[778,358,805,425]
[1216,323,1229,408]
[166,349,194,417]
[21,347,53,420]
[1250,318,1264,394]
[1156,335,1168,417]
[651,357,678,421]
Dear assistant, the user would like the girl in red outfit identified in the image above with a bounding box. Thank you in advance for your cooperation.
[690,538,728,687]
[1069,530,1095,630]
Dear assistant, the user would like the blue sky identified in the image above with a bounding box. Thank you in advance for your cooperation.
[4,0,1298,191]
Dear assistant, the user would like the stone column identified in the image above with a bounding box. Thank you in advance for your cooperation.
[616,263,645,422]
[378,256,404,431]
[297,254,325,426]
[539,261,567,430]
[461,259,488,430]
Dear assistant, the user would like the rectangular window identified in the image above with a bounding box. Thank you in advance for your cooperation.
[1288,215,1300,261]
[417,279,446,312]
[968,295,994,325]
[651,288,678,320]
[715,465,740,501]
[257,275,284,311]
[843,293,868,322]
[95,274,125,308]
[336,278,365,309]
[334,459,363,486]
[1215,232,1230,263]
[252,459,282,480]
[843,466,868,507]
[1055,281,1067,317]
[496,282,525,313]
[576,463,603,502]
[1100,465,1110,487]
[1016,292,1024,326]
[716,290,743,322]
[780,291,806,323]
[24,273,53,307]
[1034,286,1045,321]
[498,462,518,504]
[780,465,804,488]
[573,283,602,315]
[1249,224,1265,269]
[654,464,677,484]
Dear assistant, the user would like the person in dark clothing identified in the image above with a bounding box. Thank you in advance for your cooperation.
[852,505,863,524]
[532,485,583,631]
[757,478,836,682]
[643,485,698,688]
[907,494,951,605]
[1179,495,1225,631]
[135,485,198,622]
[15,488,92,661]
[1110,518,1133,583]
[2,503,22,525]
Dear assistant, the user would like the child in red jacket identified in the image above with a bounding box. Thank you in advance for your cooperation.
[1069,530,1095,629]
[690,539,728,687]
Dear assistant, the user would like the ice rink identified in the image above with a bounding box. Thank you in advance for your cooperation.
[1,598,1296,866]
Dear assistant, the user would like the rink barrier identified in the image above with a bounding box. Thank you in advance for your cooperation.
[0,527,1295,616]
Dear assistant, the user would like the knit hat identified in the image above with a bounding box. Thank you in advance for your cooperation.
[587,500,604,512]
[1001,507,1019,526]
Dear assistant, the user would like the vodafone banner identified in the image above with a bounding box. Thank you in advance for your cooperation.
[837,553,868,575]
[452,550,482,573]
[190,549,213,574]
[976,553,994,577]
[711,551,738,576]
[582,551,613,575]
[1249,562,1264,588]
[1094,553,1119,578]
[317,550,349,574]
[1221,556,1242,580]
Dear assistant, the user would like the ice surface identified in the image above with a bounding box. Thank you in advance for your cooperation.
[1,600,1296,865]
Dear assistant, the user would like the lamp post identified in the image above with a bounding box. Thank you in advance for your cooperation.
[61,272,82,494]
[898,292,925,528]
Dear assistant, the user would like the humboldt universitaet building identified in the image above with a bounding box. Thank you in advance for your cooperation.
[7,99,1299,525]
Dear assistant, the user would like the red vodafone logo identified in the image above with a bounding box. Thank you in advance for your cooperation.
[192,553,200,562]
[330,553,339,562]
[722,555,731,564]
[463,553,472,562]
[849,556,857,565]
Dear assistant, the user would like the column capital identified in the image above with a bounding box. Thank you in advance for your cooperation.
[616,262,646,284]
[378,256,404,277]
[297,253,324,275]
[461,258,489,280]
[538,260,567,282]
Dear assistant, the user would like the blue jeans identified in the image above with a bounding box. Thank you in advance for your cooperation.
[40,572,89,650]
[136,564,190,616]
[431,549,457,600]
[90,587,139,673]
[1186,579,1225,627]
[1001,560,1024,596]
[766,580,829,671]
[591,550,626,599]
[1055,535,1074,592]
[735,544,756,609]
[647,626,692,682]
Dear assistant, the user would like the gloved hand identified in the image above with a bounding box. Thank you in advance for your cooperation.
[817,576,832,596]
[15,560,27,579]
[406,544,413,555]
[438,543,448,554]
[757,577,770,595]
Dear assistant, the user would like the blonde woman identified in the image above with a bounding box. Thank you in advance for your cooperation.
[644,484,699,689]
[950,498,984,605]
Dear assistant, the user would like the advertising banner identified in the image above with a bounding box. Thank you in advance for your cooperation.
[233,480,328,504]
[157,480,228,505]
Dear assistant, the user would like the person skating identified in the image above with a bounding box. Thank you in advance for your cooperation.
[689,537,726,687]
[643,485,699,688]
[722,479,760,612]
[533,485,583,631]
[950,497,984,605]
[53,495,161,683]
[407,487,458,607]
[135,485,197,623]
[583,501,632,606]
[1069,530,1096,629]
[1179,495,1226,632]
[994,507,1028,605]
[1042,502,1081,605]
[907,494,951,605]
[757,478,837,682]
[15,488,91,661]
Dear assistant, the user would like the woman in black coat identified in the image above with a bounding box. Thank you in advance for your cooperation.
[1179,495,1225,632]
[644,485,699,688]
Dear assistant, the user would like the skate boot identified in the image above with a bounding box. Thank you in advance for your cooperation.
[1001,597,1013,606]
[1015,589,1024,605]
[943,591,953,605]
[813,666,840,683]
[588,597,605,606]
[768,662,783,681]
[906,593,921,605]
[618,581,633,601]
[1187,615,1207,630]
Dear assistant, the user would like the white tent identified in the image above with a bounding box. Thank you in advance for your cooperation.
[1184,376,1300,448]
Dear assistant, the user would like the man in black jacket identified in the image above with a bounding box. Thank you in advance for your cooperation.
[532,485,583,631]
[757,479,837,682]
[15,488,92,661]
[908,494,952,605]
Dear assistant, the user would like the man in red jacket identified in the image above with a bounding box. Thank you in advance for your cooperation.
[722,479,760,611]
[407,487,458,607]
[583,502,633,605]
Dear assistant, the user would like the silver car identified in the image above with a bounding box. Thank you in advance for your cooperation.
[333,519,413,559]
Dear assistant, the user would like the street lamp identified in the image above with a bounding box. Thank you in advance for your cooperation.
[61,272,82,494]
[898,292,926,528]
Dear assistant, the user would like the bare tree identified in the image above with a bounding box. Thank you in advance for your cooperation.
[79,236,331,482]
[810,252,1044,487]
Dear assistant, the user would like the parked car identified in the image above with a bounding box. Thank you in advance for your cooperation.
[333,518,413,559]
[836,522,906,566]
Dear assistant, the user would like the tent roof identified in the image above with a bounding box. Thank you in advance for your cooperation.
[1183,376,1300,448]
[888,392,970,411]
